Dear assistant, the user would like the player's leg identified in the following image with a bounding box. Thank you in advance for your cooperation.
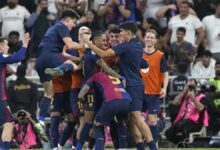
[59,91,76,149]
[94,100,130,150]
[50,93,64,150]
[76,92,96,150]
[36,54,64,125]
[39,80,53,124]
[109,120,119,149]
[0,100,14,150]
[67,88,84,150]
[127,86,158,150]
[114,100,130,149]
[45,60,79,76]
[146,95,160,142]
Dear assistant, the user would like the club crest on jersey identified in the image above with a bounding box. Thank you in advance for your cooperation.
[141,67,149,73]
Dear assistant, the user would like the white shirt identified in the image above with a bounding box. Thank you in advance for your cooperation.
[144,0,167,27]
[168,14,202,46]
[0,5,30,40]
[190,58,216,79]
[202,15,220,54]
[48,0,57,14]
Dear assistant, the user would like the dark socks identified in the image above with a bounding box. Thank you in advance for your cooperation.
[59,122,75,146]
[150,125,159,142]
[148,140,158,150]
[2,141,10,150]
[76,123,93,150]
[117,121,127,149]
[39,97,51,122]
[50,116,60,148]
[94,125,105,150]
[88,137,96,149]
[136,142,145,150]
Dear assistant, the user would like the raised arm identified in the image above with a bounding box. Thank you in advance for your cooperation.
[113,0,131,18]
[62,51,82,63]
[156,4,176,19]
[63,37,84,50]
[81,35,115,58]
[0,33,30,64]
[96,59,120,78]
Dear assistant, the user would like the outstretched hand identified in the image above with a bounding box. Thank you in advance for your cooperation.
[22,33,31,48]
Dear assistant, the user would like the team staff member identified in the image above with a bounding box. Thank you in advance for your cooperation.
[141,29,169,142]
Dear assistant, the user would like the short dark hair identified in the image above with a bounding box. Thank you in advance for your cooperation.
[109,26,120,34]
[8,31,19,37]
[119,21,137,35]
[146,29,158,38]
[177,62,188,74]
[16,64,26,78]
[60,9,79,20]
[145,17,160,31]
[91,30,104,41]
[177,27,186,34]
[201,50,212,57]
[189,78,198,86]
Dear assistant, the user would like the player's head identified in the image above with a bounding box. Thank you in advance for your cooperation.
[144,29,158,48]
[0,37,9,54]
[78,26,92,43]
[92,31,107,49]
[60,9,79,30]
[119,22,137,41]
[109,26,121,47]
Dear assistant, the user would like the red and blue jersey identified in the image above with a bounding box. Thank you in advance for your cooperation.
[0,47,27,100]
[86,72,131,102]
[37,22,70,56]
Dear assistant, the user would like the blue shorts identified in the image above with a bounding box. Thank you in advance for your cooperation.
[95,100,130,124]
[36,53,64,83]
[70,88,84,117]
[51,91,72,114]
[142,94,160,115]
[0,100,12,124]
[126,85,144,112]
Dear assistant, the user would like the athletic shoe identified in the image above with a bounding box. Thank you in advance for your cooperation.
[45,68,64,76]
